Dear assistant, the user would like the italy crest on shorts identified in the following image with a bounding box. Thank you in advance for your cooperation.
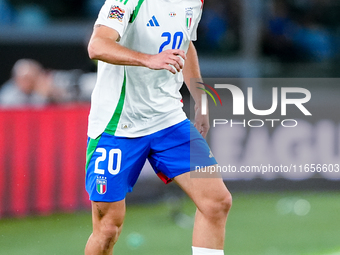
[96,177,107,195]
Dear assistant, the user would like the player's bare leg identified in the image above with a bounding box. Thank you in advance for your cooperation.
[85,199,126,255]
[174,166,232,253]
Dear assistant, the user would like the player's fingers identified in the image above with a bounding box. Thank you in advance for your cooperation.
[173,62,181,72]
[164,64,176,74]
[171,49,186,60]
[199,126,208,138]
[175,56,184,69]
[167,59,181,72]
[201,130,208,139]
[169,55,184,70]
[170,60,181,72]
[194,122,209,138]
[194,122,200,131]
[202,125,210,136]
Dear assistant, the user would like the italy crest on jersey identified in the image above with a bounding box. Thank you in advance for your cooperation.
[108,5,125,22]
[185,7,193,30]
[96,177,107,195]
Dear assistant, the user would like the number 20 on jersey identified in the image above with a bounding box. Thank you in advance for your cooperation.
[159,31,184,53]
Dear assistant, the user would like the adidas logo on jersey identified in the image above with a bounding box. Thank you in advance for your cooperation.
[147,16,160,27]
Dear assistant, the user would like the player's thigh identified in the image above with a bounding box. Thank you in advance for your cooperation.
[86,132,150,202]
[91,199,126,234]
[173,168,231,214]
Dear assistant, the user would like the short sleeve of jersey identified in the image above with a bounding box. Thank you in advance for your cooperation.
[95,0,137,38]
[190,6,203,41]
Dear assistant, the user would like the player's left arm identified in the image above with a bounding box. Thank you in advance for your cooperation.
[183,41,210,138]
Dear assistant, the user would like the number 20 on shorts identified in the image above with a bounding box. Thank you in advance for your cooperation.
[94,148,122,175]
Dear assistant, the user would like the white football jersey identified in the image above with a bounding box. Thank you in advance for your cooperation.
[88,0,203,138]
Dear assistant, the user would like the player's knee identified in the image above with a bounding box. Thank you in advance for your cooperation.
[202,189,232,220]
[97,224,122,251]
[220,190,232,215]
[214,190,232,217]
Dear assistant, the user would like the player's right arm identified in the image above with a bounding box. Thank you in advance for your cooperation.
[88,25,186,74]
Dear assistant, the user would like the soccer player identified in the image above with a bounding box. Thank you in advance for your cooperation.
[84,0,232,254]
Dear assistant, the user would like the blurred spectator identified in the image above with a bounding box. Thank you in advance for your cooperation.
[0,0,14,24]
[85,0,103,18]
[263,0,333,62]
[289,0,332,62]
[292,23,332,62]
[262,0,304,62]
[16,4,49,28]
[8,0,86,18]
[0,59,95,108]
[197,0,229,53]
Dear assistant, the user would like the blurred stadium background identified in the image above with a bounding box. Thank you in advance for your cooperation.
[0,0,339,254]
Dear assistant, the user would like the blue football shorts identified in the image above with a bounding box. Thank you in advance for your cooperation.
[85,119,217,202]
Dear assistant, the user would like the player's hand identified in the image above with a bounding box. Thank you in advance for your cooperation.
[194,104,210,139]
[146,49,186,74]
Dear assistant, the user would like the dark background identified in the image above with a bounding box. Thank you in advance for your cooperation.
[1,0,340,86]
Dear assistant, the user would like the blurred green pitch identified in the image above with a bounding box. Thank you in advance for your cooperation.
[0,192,339,255]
